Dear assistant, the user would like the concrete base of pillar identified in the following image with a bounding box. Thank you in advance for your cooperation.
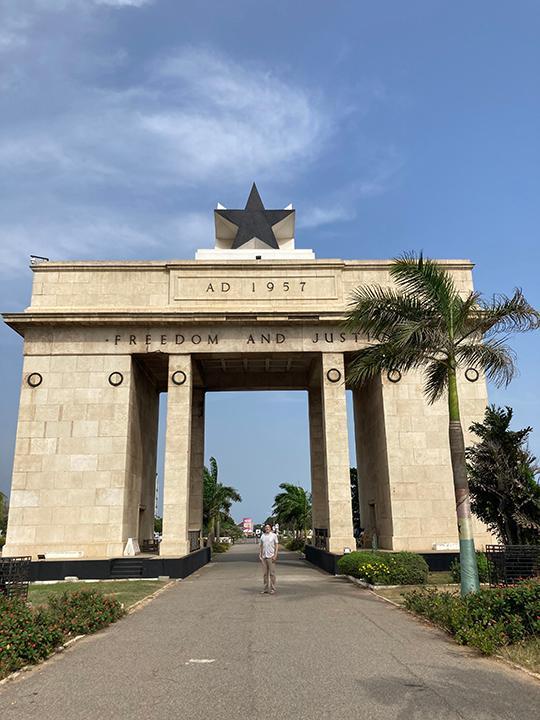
[159,540,190,557]
[328,536,356,554]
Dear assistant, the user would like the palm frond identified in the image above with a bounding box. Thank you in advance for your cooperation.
[345,285,433,340]
[346,342,432,387]
[424,359,449,404]
[455,339,517,387]
[390,252,459,323]
[474,289,540,336]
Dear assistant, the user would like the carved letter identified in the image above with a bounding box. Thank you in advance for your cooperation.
[175,334,185,344]
[192,334,202,345]
[312,333,319,343]
[247,334,255,344]
[161,335,167,345]
[261,333,271,344]
[221,282,230,293]
[276,333,285,344]
[324,333,334,343]
[129,335,137,345]
[145,334,151,345]
[339,333,346,343]
[114,335,121,345]
[208,335,218,345]
[206,283,214,292]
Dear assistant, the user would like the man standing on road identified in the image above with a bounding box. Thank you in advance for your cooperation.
[259,524,278,594]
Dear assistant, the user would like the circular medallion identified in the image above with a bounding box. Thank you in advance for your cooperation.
[171,370,187,386]
[465,368,479,383]
[326,368,341,383]
[108,372,124,387]
[27,372,43,388]
[387,369,402,383]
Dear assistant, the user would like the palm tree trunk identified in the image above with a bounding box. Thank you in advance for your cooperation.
[448,368,480,595]
[207,517,215,548]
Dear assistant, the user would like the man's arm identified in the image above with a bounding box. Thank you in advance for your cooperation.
[259,538,263,560]
[273,535,279,561]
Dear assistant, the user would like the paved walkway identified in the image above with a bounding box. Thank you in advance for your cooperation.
[1,544,539,719]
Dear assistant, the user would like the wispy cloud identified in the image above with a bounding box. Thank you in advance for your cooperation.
[94,0,153,6]
[299,206,356,229]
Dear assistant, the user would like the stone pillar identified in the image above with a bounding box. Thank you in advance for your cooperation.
[319,353,356,554]
[188,388,205,543]
[308,386,328,532]
[351,378,393,549]
[3,353,138,559]
[123,358,159,545]
[160,355,193,557]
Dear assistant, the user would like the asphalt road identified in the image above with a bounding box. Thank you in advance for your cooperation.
[1,543,538,719]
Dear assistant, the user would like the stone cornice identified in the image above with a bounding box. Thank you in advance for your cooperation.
[27,258,475,273]
[3,310,345,335]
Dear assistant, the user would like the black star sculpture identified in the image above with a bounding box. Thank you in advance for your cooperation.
[215,183,293,249]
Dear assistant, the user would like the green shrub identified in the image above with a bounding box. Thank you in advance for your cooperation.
[211,542,230,553]
[404,581,540,655]
[450,552,491,583]
[0,596,64,678]
[47,590,125,636]
[285,537,305,551]
[337,550,429,585]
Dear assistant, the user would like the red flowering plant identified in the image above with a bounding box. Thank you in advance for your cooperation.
[0,596,64,678]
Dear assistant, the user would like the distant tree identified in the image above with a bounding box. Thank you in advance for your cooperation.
[154,516,163,534]
[220,516,243,542]
[350,467,361,536]
[0,492,7,548]
[273,484,312,538]
[467,406,540,544]
[203,457,242,544]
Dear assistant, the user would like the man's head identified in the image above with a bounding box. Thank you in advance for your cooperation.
[264,524,272,534]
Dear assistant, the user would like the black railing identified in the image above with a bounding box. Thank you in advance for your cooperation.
[0,556,31,601]
[189,530,201,552]
[140,539,160,554]
[313,528,328,551]
[485,544,540,586]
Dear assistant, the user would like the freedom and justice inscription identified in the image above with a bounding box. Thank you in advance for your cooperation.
[106,330,365,347]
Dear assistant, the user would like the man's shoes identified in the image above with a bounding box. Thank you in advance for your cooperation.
[260,590,268,594]
[269,590,275,595]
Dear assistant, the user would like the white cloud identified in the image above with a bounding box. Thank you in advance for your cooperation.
[299,206,355,229]
[0,47,328,188]
[94,0,153,6]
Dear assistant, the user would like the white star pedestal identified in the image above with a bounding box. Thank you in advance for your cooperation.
[195,185,315,260]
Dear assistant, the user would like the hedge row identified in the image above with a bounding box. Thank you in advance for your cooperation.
[0,590,125,679]
[337,550,429,585]
[404,582,540,655]
[450,552,491,583]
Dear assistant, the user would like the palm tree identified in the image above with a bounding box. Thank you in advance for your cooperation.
[345,253,539,594]
[203,457,242,545]
[273,484,312,538]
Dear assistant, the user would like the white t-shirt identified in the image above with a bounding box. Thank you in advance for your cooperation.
[260,532,278,559]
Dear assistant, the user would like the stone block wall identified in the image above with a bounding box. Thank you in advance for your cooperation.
[3,353,142,558]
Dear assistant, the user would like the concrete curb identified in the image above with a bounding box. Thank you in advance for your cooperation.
[0,580,176,688]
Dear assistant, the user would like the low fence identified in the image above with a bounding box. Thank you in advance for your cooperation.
[304,544,342,575]
[485,544,540,586]
[0,556,31,600]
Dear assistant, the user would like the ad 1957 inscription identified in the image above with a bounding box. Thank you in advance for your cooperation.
[172,273,339,302]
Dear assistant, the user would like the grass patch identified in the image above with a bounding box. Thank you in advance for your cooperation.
[500,637,540,675]
[29,580,166,609]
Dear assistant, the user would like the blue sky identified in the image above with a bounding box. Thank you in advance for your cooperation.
[1,0,539,522]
